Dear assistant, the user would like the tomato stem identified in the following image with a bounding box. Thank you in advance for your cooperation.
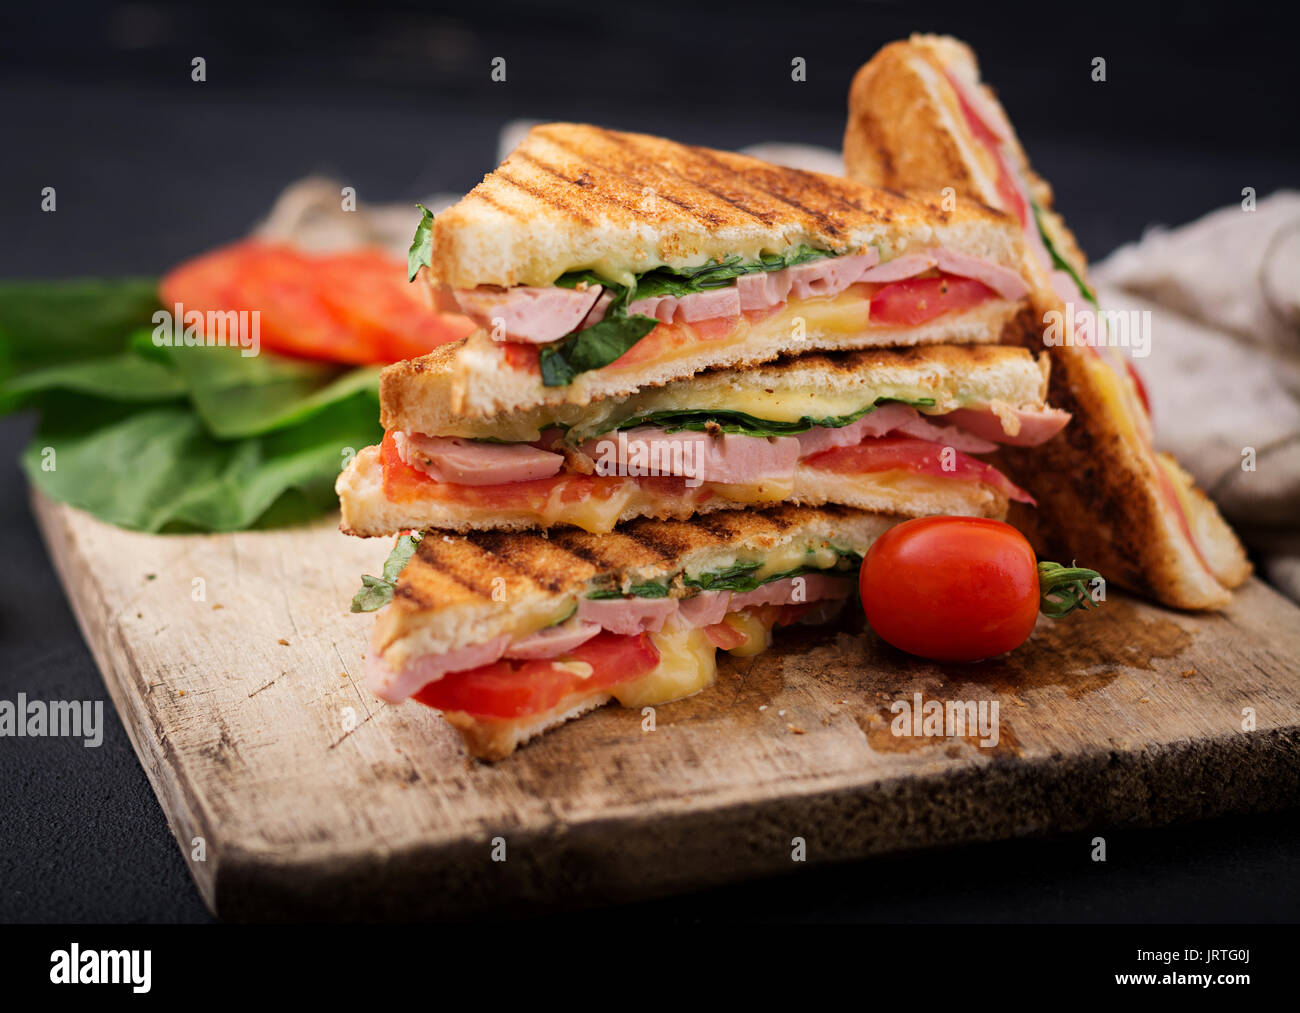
[1037,561,1103,618]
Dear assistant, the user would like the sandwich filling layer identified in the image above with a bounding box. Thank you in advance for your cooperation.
[448,248,1027,388]
[938,57,1218,579]
[357,393,1061,532]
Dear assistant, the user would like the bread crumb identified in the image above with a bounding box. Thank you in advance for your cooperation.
[278,638,290,646]
[787,723,805,734]
[212,604,224,610]
[1181,669,1196,678]
[1139,696,1151,703]
[177,690,185,697]
[758,704,768,711]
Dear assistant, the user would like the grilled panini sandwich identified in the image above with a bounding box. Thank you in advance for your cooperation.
[844,35,1250,609]
[359,505,896,760]
[410,122,1035,416]
[337,343,1070,534]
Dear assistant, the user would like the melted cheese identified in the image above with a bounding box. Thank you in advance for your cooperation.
[610,626,718,708]
[752,540,840,579]
[721,610,774,658]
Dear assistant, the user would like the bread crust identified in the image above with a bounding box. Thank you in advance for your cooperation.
[844,35,1251,609]
[428,121,1023,289]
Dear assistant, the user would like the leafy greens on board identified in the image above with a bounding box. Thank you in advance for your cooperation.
[0,279,383,532]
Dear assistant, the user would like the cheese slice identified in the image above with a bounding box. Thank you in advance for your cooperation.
[610,626,718,708]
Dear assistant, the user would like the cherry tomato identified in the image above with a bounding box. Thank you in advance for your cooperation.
[859,516,1040,662]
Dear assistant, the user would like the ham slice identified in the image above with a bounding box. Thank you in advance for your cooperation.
[859,252,938,283]
[784,251,879,300]
[366,636,510,704]
[504,620,602,659]
[582,427,801,486]
[794,402,918,458]
[395,431,563,485]
[627,286,741,323]
[676,590,731,627]
[576,596,678,635]
[933,249,1030,301]
[454,284,603,343]
[728,573,854,610]
[448,246,1024,342]
[943,405,1071,447]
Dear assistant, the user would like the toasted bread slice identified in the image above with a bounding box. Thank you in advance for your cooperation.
[374,504,894,672]
[381,341,1050,438]
[844,35,1250,609]
[428,121,1024,290]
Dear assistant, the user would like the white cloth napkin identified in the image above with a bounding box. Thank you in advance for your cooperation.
[1094,191,1300,600]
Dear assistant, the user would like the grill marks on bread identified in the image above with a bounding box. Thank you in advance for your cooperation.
[390,505,859,614]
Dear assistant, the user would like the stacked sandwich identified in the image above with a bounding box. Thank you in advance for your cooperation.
[844,35,1250,608]
[339,122,1072,759]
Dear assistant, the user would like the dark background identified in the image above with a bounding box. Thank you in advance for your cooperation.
[1,0,1297,923]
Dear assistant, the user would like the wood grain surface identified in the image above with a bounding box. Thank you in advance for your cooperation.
[32,489,1300,921]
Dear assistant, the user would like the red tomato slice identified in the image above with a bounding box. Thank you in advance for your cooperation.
[1125,360,1152,419]
[501,342,540,373]
[945,71,1030,228]
[414,631,660,719]
[159,241,474,365]
[803,435,1034,505]
[870,276,996,328]
[703,621,747,650]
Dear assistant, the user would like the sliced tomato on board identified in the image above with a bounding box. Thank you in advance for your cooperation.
[414,631,661,719]
[802,435,1034,505]
[159,241,474,365]
[869,276,997,328]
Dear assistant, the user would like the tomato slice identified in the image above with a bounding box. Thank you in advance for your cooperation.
[414,632,661,719]
[945,71,1029,228]
[870,276,996,327]
[803,435,1034,504]
[159,241,474,365]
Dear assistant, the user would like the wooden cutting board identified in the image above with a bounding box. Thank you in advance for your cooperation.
[32,489,1300,920]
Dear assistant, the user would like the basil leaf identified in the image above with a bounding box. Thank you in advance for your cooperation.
[351,533,424,612]
[607,397,937,439]
[407,204,434,282]
[350,575,396,613]
[1031,201,1097,307]
[586,580,670,600]
[539,312,658,387]
[539,246,839,386]
[683,562,763,592]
